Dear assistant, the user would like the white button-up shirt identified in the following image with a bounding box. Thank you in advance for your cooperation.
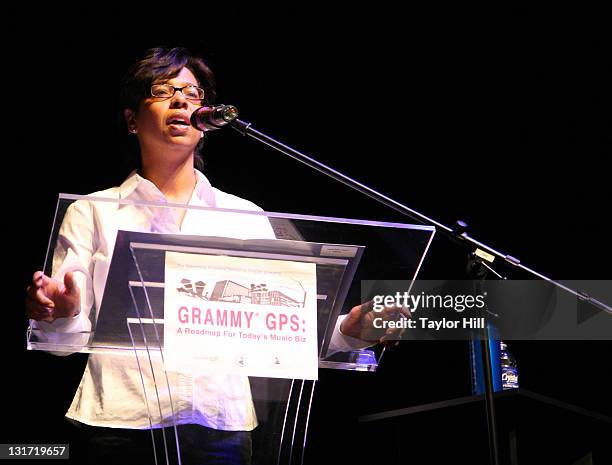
[31,170,364,431]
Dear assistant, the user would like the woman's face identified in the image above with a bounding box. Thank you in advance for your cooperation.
[127,67,204,158]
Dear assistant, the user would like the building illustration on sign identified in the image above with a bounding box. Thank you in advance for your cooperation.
[177,278,305,308]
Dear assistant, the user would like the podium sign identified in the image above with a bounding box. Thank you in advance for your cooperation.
[164,249,319,379]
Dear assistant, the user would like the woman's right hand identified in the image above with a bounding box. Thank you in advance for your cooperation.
[26,271,81,322]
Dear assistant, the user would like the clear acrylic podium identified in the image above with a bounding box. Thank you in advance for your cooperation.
[27,194,435,464]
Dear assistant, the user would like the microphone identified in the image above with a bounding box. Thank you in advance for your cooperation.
[190,104,239,131]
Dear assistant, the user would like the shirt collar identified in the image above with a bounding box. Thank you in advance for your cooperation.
[119,169,217,207]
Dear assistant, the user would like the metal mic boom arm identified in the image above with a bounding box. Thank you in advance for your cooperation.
[230,115,611,314]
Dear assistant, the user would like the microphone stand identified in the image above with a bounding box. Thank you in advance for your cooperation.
[229,117,612,465]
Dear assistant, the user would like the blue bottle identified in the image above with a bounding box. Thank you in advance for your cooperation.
[500,341,519,390]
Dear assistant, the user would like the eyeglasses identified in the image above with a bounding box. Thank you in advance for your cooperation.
[150,84,205,102]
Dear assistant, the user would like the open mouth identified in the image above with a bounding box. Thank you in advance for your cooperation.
[167,113,191,126]
[168,119,190,126]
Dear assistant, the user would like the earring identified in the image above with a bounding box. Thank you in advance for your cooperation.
[130,128,137,134]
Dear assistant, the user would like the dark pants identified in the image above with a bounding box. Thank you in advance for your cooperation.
[68,420,252,465]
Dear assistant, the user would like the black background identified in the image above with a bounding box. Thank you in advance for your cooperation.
[6,5,610,463]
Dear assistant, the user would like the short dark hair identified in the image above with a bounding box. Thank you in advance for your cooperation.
[120,47,217,171]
